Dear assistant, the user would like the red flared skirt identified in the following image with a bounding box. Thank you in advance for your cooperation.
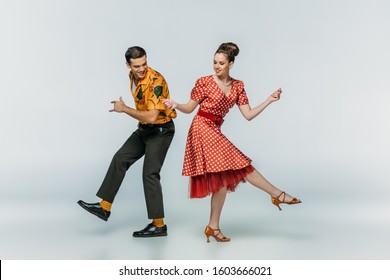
[189,165,255,198]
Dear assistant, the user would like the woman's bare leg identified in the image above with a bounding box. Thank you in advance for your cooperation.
[207,187,230,239]
[245,169,296,201]
[208,187,227,229]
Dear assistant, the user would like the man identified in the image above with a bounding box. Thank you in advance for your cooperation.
[78,46,176,238]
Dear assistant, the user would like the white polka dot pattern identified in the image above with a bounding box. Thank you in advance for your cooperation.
[182,75,252,177]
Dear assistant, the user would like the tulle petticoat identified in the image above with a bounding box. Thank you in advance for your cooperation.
[189,165,255,198]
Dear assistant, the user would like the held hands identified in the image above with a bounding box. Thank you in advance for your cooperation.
[268,88,282,103]
[109,96,127,113]
[162,99,178,110]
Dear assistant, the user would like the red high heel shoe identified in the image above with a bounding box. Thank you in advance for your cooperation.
[271,191,301,211]
[204,226,231,243]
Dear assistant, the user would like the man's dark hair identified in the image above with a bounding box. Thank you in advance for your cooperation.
[125,46,147,64]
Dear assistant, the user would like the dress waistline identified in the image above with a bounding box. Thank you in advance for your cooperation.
[197,110,224,126]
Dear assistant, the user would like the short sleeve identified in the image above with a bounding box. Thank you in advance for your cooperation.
[146,77,168,111]
[236,81,249,106]
[190,77,206,103]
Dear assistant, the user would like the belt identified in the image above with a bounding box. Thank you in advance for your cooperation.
[197,109,224,126]
[138,120,173,129]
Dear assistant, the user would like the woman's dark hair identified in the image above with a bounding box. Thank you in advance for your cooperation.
[125,46,147,64]
[215,42,239,62]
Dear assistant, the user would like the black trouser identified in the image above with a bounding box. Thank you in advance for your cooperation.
[96,121,175,219]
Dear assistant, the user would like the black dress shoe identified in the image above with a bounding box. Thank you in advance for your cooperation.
[133,223,167,238]
[77,200,110,221]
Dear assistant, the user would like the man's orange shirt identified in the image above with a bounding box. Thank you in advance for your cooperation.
[130,67,176,124]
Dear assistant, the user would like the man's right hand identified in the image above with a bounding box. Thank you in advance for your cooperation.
[110,96,127,113]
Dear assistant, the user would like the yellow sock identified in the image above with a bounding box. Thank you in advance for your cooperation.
[100,200,112,212]
[153,218,165,227]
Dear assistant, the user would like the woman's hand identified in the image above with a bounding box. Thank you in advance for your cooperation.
[267,88,282,103]
[162,99,178,110]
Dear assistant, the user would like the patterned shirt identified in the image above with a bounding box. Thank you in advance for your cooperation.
[129,67,176,124]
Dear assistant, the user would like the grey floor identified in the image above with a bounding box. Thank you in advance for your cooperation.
[1,160,389,260]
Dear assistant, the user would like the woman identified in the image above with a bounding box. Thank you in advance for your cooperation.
[163,42,301,243]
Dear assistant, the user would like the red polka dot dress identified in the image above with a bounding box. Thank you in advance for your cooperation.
[183,75,255,198]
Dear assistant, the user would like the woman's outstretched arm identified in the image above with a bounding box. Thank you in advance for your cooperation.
[239,88,282,121]
[162,99,199,114]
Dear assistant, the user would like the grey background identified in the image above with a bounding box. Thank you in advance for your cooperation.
[1,0,389,259]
